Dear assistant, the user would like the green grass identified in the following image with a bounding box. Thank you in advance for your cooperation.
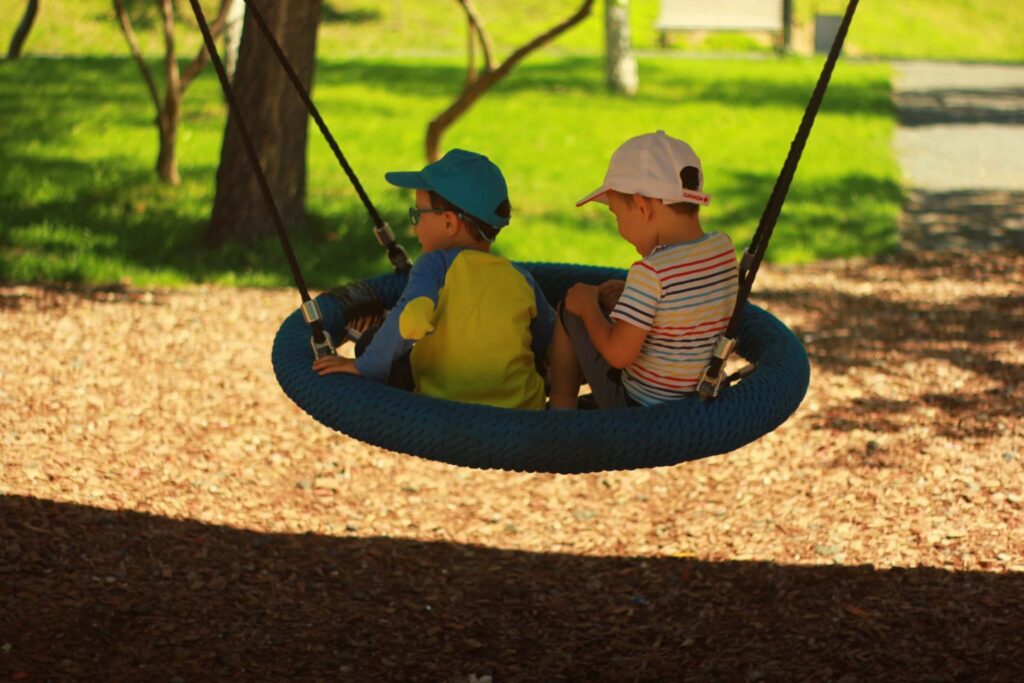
[0,53,900,287]
[13,0,1024,62]
[798,0,1024,62]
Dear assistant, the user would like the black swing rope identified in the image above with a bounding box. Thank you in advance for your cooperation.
[186,0,409,360]
[240,0,412,276]
[696,0,860,400]
[187,0,337,358]
[189,0,410,278]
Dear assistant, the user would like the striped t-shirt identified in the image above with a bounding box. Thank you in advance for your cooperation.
[610,232,739,406]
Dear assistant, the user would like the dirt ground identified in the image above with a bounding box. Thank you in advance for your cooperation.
[1,250,1022,681]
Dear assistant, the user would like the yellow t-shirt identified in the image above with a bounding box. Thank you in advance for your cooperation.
[355,248,554,410]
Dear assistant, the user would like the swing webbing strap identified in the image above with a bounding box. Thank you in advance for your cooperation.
[699,0,860,399]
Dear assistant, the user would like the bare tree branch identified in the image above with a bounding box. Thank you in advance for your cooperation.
[157,0,182,183]
[464,14,476,84]
[455,0,495,76]
[160,0,180,107]
[427,0,594,161]
[6,0,40,60]
[180,0,235,93]
[112,0,162,114]
[115,0,234,184]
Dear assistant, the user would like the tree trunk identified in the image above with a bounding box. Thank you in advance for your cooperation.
[7,0,40,60]
[223,0,245,81]
[156,109,180,185]
[115,0,234,185]
[605,0,637,96]
[157,0,181,184]
[208,0,322,245]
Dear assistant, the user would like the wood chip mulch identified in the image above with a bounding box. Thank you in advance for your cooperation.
[2,251,1022,682]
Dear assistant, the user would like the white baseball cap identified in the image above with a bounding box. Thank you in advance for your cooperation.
[575,130,710,207]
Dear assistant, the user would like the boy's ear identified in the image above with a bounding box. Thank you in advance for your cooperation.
[631,193,655,217]
[447,212,477,240]
[443,211,461,235]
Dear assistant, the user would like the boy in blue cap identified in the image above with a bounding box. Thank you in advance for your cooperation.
[314,149,555,410]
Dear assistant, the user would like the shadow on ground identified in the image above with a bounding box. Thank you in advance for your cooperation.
[2,495,1021,681]
[900,190,1024,252]
[894,87,1024,126]
[756,253,1023,445]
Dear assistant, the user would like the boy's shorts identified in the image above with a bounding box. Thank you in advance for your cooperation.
[558,301,639,409]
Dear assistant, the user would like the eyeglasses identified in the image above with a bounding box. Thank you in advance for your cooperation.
[408,206,446,226]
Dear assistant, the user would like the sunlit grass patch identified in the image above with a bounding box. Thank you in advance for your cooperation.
[1,54,899,288]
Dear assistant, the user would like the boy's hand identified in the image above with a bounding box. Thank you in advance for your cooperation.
[564,283,599,316]
[597,279,626,310]
[313,355,361,376]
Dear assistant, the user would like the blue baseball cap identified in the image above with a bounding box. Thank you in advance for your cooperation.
[385,149,511,229]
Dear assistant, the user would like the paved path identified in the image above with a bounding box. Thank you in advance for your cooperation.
[893,61,1024,251]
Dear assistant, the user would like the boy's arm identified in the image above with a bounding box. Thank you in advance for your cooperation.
[597,279,626,309]
[517,267,556,368]
[352,252,448,381]
[565,284,647,369]
[313,354,360,376]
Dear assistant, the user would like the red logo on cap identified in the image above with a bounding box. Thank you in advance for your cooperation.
[682,190,709,205]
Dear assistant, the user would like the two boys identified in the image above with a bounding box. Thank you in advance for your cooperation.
[315,131,737,411]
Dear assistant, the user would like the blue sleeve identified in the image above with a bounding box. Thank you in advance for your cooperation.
[355,251,450,381]
[515,265,555,367]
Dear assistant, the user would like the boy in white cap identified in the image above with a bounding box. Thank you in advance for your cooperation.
[548,131,739,409]
[314,149,555,410]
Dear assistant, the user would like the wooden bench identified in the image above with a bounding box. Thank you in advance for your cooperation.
[655,0,792,50]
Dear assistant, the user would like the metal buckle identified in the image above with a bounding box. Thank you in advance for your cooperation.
[373,221,397,247]
[310,329,336,360]
[300,299,324,325]
[372,222,412,273]
[711,335,737,361]
[696,336,738,401]
[300,299,336,360]
[696,365,726,401]
[739,249,755,278]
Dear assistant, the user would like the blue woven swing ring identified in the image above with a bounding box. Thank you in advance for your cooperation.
[273,262,810,474]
